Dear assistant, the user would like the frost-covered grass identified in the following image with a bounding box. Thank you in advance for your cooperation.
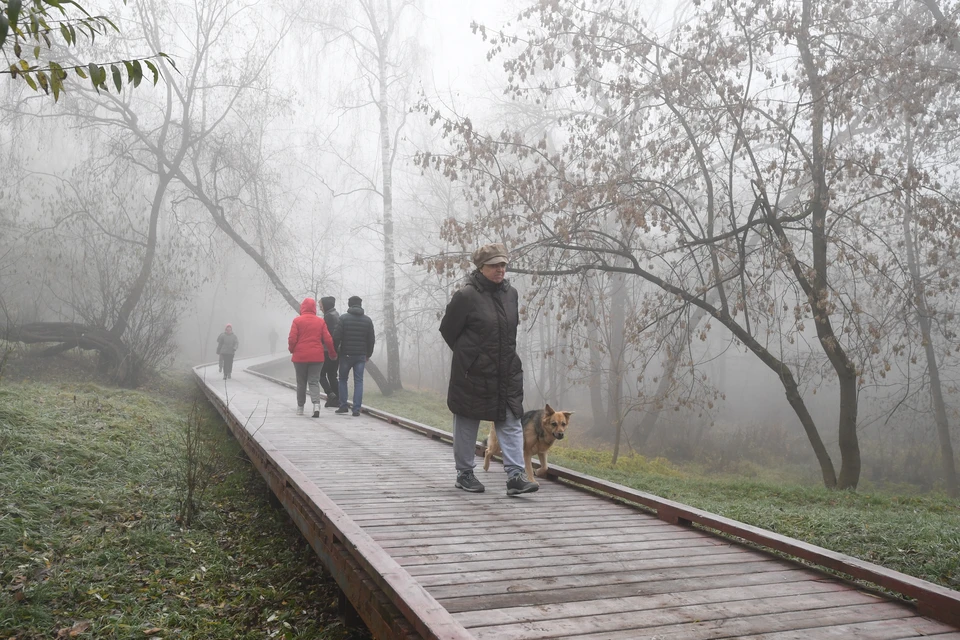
[0,375,369,640]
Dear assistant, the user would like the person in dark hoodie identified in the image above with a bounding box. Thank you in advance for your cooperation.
[319,296,340,408]
[439,243,538,497]
[288,297,338,418]
[333,296,375,417]
[216,323,239,380]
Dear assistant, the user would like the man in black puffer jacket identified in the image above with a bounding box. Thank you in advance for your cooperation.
[319,296,340,407]
[333,296,375,417]
[439,243,538,497]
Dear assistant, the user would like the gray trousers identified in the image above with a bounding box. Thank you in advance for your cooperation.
[293,362,323,407]
[453,408,525,477]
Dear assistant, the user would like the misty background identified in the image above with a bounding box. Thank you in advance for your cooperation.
[2,0,959,494]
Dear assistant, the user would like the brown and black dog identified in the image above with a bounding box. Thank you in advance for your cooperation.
[483,404,574,484]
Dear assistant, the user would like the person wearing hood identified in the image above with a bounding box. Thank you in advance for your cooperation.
[319,296,341,408]
[288,297,338,417]
[216,323,239,380]
[439,243,539,497]
[333,296,375,417]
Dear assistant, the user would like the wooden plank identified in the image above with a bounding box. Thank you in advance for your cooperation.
[453,579,852,628]
[401,542,735,576]
[381,529,708,557]
[468,590,896,639]
[430,558,783,600]
[558,604,935,640]
[416,550,768,589]
[438,567,813,613]
[354,509,653,527]
[372,522,691,547]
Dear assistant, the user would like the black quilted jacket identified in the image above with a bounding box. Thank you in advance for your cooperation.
[439,271,523,421]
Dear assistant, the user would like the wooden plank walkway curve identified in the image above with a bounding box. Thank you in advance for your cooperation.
[195,355,960,640]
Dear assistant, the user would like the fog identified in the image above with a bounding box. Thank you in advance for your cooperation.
[2,0,959,493]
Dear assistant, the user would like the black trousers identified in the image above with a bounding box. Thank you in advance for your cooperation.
[221,354,235,378]
[320,358,339,397]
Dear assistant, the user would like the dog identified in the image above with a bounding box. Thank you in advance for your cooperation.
[483,404,574,484]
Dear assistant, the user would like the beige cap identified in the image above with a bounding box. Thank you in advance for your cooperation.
[472,242,509,268]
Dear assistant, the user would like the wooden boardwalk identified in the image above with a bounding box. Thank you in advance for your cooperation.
[195,355,960,640]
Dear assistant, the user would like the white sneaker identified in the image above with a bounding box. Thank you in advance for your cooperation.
[296,406,304,416]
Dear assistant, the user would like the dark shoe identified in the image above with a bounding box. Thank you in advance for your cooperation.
[335,406,349,414]
[351,412,360,417]
[506,473,539,496]
[312,404,320,418]
[455,470,485,493]
[324,397,337,408]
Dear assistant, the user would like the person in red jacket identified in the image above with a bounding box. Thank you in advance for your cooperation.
[288,297,338,417]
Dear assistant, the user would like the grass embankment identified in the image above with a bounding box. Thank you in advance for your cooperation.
[365,387,960,593]
[0,376,370,640]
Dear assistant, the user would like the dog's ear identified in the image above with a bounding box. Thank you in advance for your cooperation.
[544,403,555,415]
[562,411,574,420]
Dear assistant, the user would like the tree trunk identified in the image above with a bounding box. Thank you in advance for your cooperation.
[378,32,402,392]
[797,0,860,489]
[4,322,134,386]
[111,171,174,339]
[608,273,627,464]
[587,292,607,436]
[902,124,959,497]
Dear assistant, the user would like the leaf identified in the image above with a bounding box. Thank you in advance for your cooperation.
[51,72,61,101]
[23,72,36,91]
[124,59,134,82]
[49,60,66,80]
[13,42,20,58]
[7,0,22,28]
[33,45,40,59]
[111,64,121,92]
[88,62,102,91]
[144,59,158,85]
[132,59,142,87]
[60,23,70,45]
[158,52,177,71]
[75,65,87,79]
[36,69,48,93]
[0,14,9,50]
[8,63,18,79]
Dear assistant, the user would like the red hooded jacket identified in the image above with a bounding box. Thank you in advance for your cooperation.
[288,298,337,363]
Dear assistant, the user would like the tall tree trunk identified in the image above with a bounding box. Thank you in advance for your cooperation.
[378,34,402,392]
[587,291,607,435]
[902,125,959,497]
[608,273,627,464]
[798,0,860,489]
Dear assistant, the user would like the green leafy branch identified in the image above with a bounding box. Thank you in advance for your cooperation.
[1,0,176,101]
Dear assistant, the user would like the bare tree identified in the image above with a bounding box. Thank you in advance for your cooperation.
[307,0,424,391]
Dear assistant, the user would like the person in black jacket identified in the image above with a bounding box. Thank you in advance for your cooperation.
[439,243,538,497]
[334,296,375,416]
[319,296,340,408]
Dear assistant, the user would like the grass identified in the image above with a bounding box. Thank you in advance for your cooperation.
[0,369,370,640]
[366,386,960,593]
